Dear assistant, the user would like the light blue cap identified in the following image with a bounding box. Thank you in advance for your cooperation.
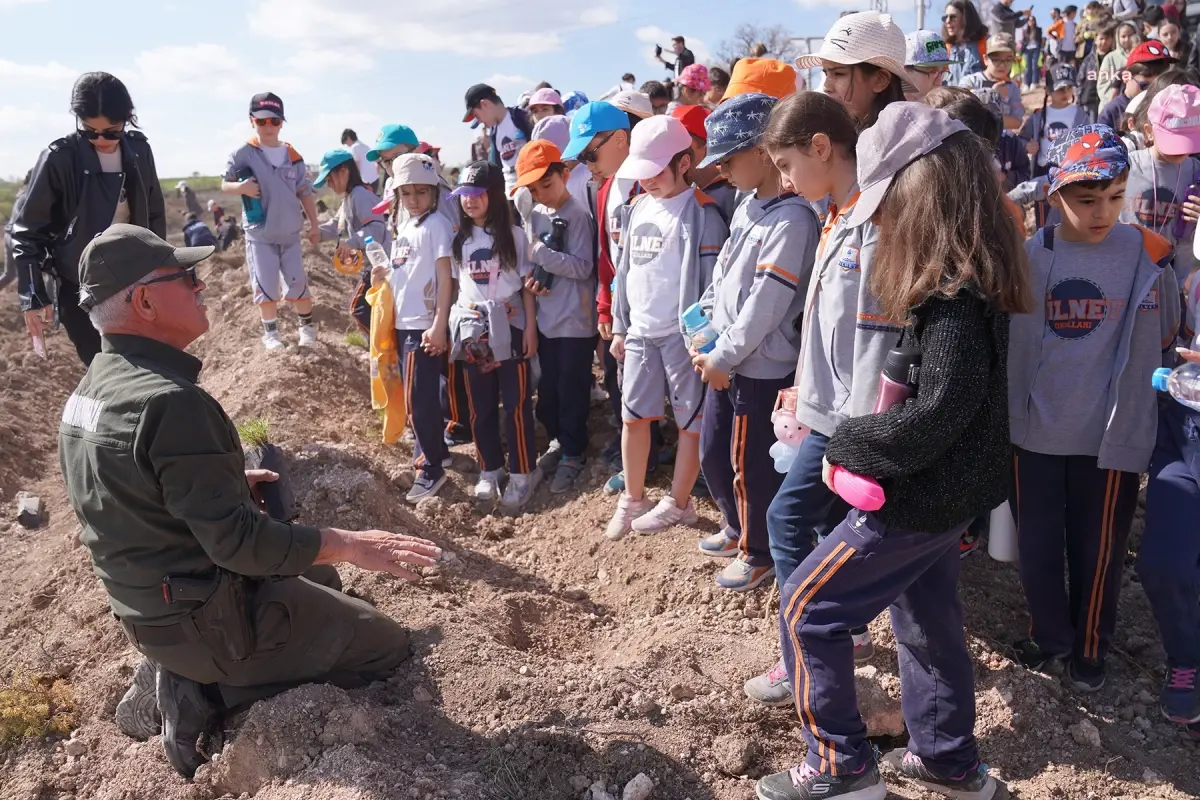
[366,124,420,162]
[562,101,631,161]
[313,148,355,188]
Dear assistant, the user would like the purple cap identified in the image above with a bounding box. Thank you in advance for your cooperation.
[532,114,571,152]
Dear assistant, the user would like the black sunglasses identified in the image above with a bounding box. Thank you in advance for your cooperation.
[126,267,199,301]
[79,125,126,141]
[941,13,960,21]
[577,131,616,164]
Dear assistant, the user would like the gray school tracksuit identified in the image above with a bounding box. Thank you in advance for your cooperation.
[767,193,901,591]
[698,193,819,566]
[1010,223,1180,665]
[611,190,730,433]
[1119,150,1200,284]
[319,185,389,251]
[527,196,597,461]
[224,141,313,304]
[701,178,738,226]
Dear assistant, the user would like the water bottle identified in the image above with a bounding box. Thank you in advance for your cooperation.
[363,236,390,271]
[1173,183,1200,240]
[681,302,718,353]
[236,168,265,226]
[532,218,567,290]
[1152,363,1200,411]
[988,501,1019,562]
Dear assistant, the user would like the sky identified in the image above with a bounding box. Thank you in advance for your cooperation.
[0,0,1042,180]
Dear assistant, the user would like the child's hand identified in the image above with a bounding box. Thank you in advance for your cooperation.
[240,178,260,198]
[370,265,390,288]
[610,335,625,362]
[307,227,321,247]
[691,352,730,390]
[421,326,447,356]
[524,276,551,296]
[598,321,613,341]
[1025,140,1038,156]
[523,327,538,360]
[1182,195,1200,225]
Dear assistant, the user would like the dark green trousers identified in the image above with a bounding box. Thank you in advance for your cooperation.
[121,567,410,708]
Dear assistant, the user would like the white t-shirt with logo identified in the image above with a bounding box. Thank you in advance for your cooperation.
[96,147,130,225]
[1039,105,1079,167]
[261,144,289,168]
[625,188,693,338]
[493,111,528,193]
[605,176,638,263]
[391,212,453,330]
[454,224,533,328]
[350,140,378,184]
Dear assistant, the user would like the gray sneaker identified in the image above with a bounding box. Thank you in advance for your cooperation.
[501,467,543,511]
[115,658,161,740]
[893,751,997,800]
[157,666,219,779]
[406,472,447,504]
[550,456,585,494]
[744,659,794,707]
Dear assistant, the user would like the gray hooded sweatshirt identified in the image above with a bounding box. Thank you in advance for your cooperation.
[319,184,389,252]
[223,140,312,245]
[526,195,597,339]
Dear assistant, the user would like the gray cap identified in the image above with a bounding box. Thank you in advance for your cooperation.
[845,102,969,228]
[77,224,214,311]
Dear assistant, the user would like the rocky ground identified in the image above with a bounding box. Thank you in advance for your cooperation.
[0,191,1196,800]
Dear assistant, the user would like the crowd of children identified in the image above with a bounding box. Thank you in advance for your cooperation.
[213,6,1200,796]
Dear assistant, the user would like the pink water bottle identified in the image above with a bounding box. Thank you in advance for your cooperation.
[831,347,922,511]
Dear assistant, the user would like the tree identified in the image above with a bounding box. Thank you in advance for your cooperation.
[713,23,801,68]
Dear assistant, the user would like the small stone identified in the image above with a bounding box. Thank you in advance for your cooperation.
[413,686,434,703]
[1143,768,1161,782]
[1135,716,1152,731]
[569,775,591,791]
[63,738,87,758]
[64,760,81,776]
[425,753,437,764]
[16,492,43,528]
[519,665,532,676]
[588,780,617,800]
[669,683,697,701]
[1118,707,1135,721]
[622,773,654,800]
[740,619,756,633]
[713,733,757,775]
[1137,689,1155,705]
[1069,719,1102,748]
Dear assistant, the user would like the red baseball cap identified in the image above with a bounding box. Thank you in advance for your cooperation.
[1126,41,1174,68]
[671,104,711,141]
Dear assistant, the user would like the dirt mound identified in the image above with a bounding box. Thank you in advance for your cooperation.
[0,192,1197,800]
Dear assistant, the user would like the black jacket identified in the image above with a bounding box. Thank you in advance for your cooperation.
[824,289,1011,534]
[183,219,217,248]
[12,130,166,311]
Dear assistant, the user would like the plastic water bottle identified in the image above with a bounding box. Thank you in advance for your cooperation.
[1152,363,1200,411]
[988,501,1019,562]
[681,302,718,353]
[236,168,265,226]
[363,236,390,271]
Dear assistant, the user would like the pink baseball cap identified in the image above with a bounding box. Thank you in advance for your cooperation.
[529,88,562,108]
[615,115,693,180]
[1148,84,1200,157]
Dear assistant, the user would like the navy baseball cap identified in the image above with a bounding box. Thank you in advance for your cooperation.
[562,101,631,161]
[250,92,285,120]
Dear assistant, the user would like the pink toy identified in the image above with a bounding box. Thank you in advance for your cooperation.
[830,466,886,511]
[771,387,809,446]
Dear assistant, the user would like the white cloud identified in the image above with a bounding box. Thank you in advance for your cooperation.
[130,44,307,101]
[0,0,47,7]
[580,7,618,25]
[793,0,861,6]
[483,74,534,89]
[0,58,76,85]
[634,26,712,71]
[285,48,374,75]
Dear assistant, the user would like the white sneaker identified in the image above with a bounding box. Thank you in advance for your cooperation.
[474,469,506,502]
[262,329,284,351]
[298,325,317,348]
[630,497,699,533]
[501,467,543,511]
[604,493,655,541]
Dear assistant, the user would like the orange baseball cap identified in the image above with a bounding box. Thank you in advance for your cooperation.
[671,105,711,141]
[512,139,565,194]
[724,58,797,101]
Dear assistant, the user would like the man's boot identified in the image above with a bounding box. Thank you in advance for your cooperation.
[156,665,218,779]
[115,657,162,740]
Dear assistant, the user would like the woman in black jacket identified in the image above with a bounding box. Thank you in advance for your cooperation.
[12,72,165,365]
[757,103,1033,800]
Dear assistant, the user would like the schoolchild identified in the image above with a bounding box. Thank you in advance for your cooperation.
[958,34,1026,129]
[313,147,389,266]
[1098,41,1175,131]
[904,29,953,100]
[671,104,739,224]
[1020,63,1089,175]
[462,84,534,195]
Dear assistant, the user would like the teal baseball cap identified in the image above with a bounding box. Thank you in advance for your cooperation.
[313,148,355,188]
[562,101,630,161]
[367,124,420,162]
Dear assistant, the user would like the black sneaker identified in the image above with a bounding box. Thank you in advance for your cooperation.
[1068,656,1106,693]
[756,759,886,800]
[115,657,161,740]
[894,751,997,800]
[1012,638,1067,673]
[157,666,218,779]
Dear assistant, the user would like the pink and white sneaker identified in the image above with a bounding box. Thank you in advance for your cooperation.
[630,497,699,533]
[604,493,654,541]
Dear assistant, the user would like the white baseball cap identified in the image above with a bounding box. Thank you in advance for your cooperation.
[610,89,654,119]
[796,11,915,93]
[616,115,693,181]
[392,153,441,187]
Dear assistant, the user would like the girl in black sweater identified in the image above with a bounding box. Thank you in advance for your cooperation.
[756,102,1033,800]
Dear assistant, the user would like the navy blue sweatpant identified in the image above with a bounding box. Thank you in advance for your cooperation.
[780,511,979,778]
[766,430,851,590]
[441,358,471,441]
[463,327,537,475]
[1011,447,1140,664]
[701,373,794,566]
[1139,400,1200,668]
[398,330,448,480]
[537,335,598,459]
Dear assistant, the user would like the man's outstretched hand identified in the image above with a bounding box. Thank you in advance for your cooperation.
[316,528,442,581]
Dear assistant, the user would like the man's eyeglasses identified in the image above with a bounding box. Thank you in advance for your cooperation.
[254,118,283,128]
[126,267,200,302]
[79,125,125,141]
[578,131,616,164]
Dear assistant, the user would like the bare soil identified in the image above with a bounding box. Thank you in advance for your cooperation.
[0,191,1196,800]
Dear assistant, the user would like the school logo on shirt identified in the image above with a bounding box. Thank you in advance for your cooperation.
[467,247,500,286]
[1139,288,1159,312]
[1046,277,1127,339]
[1044,121,1070,146]
[837,246,860,272]
[392,237,411,268]
[628,222,665,266]
[499,135,522,163]
[609,209,624,246]
[1131,187,1183,231]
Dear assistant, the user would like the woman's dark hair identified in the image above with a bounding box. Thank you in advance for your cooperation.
[71,72,137,126]
[1132,67,1200,131]
[854,64,907,128]
[535,81,553,90]
[709,66,731,89]
[924,87,1002,147]
[764,91,859,153]
[453,168,519,271]
[942,0,988,45]
[871,130,1034,322]
[1144,5,1165,27]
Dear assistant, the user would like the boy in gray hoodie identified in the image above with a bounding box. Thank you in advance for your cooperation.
[1009,125,1180,692]
[692,93,820,593]
[605,115,729,541]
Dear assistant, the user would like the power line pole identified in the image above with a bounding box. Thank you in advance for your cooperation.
[917,0,926,29]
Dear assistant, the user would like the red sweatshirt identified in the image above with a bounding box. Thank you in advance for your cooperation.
[595,176,641,325]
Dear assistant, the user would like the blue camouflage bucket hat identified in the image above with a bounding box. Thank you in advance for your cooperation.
[699,92,777,168]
